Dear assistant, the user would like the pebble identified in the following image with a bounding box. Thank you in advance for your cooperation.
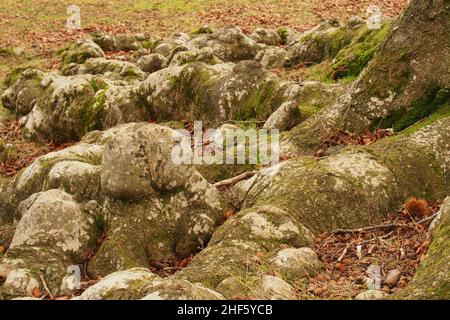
[384,269,401,287]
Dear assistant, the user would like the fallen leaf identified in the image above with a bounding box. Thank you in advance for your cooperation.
[335,263,345,272]
[32,287,42,298]
[224,209,235,219]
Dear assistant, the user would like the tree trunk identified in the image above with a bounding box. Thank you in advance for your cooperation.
[283,0,450,156]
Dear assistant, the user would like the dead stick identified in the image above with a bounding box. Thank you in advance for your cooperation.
[214,171,258,189]
[39,274,54,300]
[332,213,438,234]
[337,245,349,262]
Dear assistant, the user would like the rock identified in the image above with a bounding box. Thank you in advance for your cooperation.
[0,142,104,224]
[44,160,101,201]
[257,275,296,300]
[140,60,304,128]
[1,69,45,115]
[142,279,225,300]
[169,47,222,66]
[11,189,95,258]
[91,32,151,52]
[77,268,160,300]
[384,269,401,288]
[13,47,24,56]
[270,247,323,279]
[276,27,301,45]
[173,205,315,287]
[0,189,96,295]
[284,21,352,66]
[263,101,303,131]
[87,122,225,277]
[215,276,245,299]
[355,289,388,300]
[250,28,282,46]
[254,46,287,68]
[136,54,168,73]
[63,58,147,81]
[207,26,261,61]
[22,73,110,141]
[2,269,41,298]
[59,39,105,65]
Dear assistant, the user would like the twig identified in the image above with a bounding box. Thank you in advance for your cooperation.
[331,213,438,234]
[214,171,258,189]
[337,245,349,262]
[39,274,54,299]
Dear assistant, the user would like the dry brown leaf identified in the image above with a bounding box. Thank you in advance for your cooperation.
[32,287,42,298]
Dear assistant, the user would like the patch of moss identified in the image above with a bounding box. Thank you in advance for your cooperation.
[3,68,26,87]
[399,103,450,136]
[141,39,153,49]
[371,87,450,132]
[0,47,13,57]
[190,26,213,35]
[236,80,281,121]
[330,23,391,79]
[89,78,108,92]
[78,89,107,135]
[276,27,289,45]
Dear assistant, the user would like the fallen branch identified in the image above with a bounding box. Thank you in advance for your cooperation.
[214,171,258,189]
[39,274,54,300]
[332,213,438,234]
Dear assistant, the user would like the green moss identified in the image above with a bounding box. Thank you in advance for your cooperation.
[300,104,321,118]
[277,27,289,45]
[236,80,280,121]
[398,103,450,136]
[328,27,356,57]
[330,23,391,79]
[371,87,450,132]
[77,89,108,137]
[89,78,108,92]
[141,39,153,49]
[122,66,141,79]
[0,47,13,57]
[3,68,26,87]
[59,42,92,66]
[190,26,213,35]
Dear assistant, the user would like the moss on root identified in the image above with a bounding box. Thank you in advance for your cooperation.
[371,87,450,132]
[330,23,391,79]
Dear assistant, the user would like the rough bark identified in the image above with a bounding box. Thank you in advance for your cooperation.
[283,0,450,156]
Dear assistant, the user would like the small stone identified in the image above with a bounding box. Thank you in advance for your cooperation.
[258,275,296,300]
[355,289,388,300]
[270,247,322,279]
[142,279,225,300]
[263,101,303,132]
[77,268,160,300]
[3,269,41,298]
[216,276,244,299]
[384,269,401,288]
